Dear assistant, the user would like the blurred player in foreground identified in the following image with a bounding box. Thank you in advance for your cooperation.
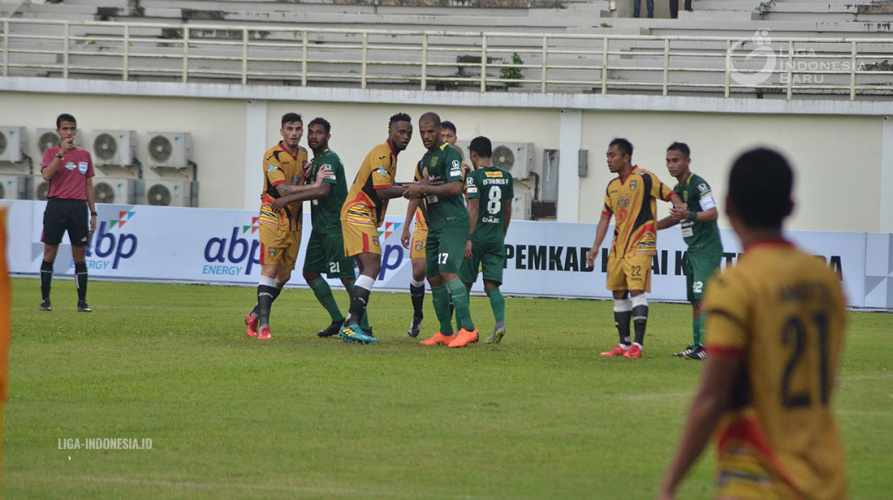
[658,148,847,499]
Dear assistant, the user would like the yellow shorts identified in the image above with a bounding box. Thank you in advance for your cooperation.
[258,225,300,270]
[342,218,382,257]
[606,252,652,292]
[410,226,427,260]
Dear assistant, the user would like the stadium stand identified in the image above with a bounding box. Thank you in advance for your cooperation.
[1,0,891,98]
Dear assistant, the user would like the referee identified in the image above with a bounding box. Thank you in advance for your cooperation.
[39,113,97,312]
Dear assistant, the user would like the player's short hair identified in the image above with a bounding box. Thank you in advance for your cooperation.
[56,113,76,129]
[469,136,492,158]
[308,117,331,134]
[609,138,633,158]
[281,113,302,127]
[728,147,794,229]
[667,142,690,157]
[419,112,441,127]
[389,112,412,129]
[441,121,457,134]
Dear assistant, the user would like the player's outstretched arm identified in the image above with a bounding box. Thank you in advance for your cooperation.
[656,215,679,230]
[401,198,419,249]
[586,212,612,267]
[657,353,742,499]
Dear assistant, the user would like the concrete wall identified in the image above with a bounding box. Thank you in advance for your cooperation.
[1,77,890,233]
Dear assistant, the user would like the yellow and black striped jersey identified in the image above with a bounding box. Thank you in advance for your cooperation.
[603,166,674,257]
[341,141,399,228]
[259,141,307,233]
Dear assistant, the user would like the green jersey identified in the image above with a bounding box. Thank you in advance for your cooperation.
[420,142,469,230]
[674,172,723,253]
[309,148,348,234]
[465,166,514,242]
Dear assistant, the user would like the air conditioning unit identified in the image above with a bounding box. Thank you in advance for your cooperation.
[489,142,534,180]
[454,140,471,163]
[146,132,192,168]
[512,192,532,221]
[94,178,143,205]
[0,127,26,162]
[93,130,137,166]
[0,174,30,199]
[141,180,197,207]
[32,175,50,201]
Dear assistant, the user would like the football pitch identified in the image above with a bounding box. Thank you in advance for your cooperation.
[5,278,892,499]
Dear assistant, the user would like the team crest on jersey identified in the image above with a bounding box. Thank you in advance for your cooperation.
[616,208,629,222]
[78,162,88,174]
[429,157,439,168]
[65,161,76,171]
[629,179,638,191]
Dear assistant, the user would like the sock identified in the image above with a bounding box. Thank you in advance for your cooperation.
[631,294,649,346]
[486,287,505,324]
[250,279,282,317]
[309,277,343,323]
[692,315,701,346]
[344,275,373,328]
[447,278,474,332]
[344,279,370,331]
[697,312,706,346]
[74,262,88,302]
[410,279,425,320]
[613,298,632,346]
[431,284,454,336]
[40,260,54,301]
[256,275,279,328]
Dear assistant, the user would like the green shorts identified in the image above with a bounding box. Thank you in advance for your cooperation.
[302,230,356,280]
[459,238,505,285]
[685,249,723,301]
[425,225,469,277]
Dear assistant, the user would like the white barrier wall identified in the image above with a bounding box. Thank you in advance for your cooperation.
[8,200,890,309]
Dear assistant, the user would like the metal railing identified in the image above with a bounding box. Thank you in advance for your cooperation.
[1,18,892,99]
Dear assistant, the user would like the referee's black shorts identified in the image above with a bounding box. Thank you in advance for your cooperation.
[42,198,90,246]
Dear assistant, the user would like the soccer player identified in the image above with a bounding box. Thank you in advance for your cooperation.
[400,120,472,338]
[404,112,478,348]
[459,136,513,344]
[585,138,682,359]
[271,117,366,338]
[656,142,723,360]
[658,148,847,499]
[338,113,413,344]
[39,113,97,313]
[244,113,331,340]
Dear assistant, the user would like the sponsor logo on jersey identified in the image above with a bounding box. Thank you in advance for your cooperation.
[65,161,76,171]
[376,166,390,177]
[485,171,503,178]
[415,240,424,251]
[267,164,277,173]
[267,247,278,258]
[698,183,710,193]
[618,197,630,208]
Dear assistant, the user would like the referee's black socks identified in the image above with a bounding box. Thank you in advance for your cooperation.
[75,262,88,302]
[40,260,54,301]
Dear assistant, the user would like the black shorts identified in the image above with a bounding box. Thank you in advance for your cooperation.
[42,198,90,246]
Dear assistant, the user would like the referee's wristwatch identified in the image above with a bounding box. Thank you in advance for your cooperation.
[55,152,64,160]
[91,211,98,217]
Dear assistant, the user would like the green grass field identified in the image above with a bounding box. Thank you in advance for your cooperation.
[5,278,892,499]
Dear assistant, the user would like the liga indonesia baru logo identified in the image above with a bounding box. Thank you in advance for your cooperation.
[730,29,777,87]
